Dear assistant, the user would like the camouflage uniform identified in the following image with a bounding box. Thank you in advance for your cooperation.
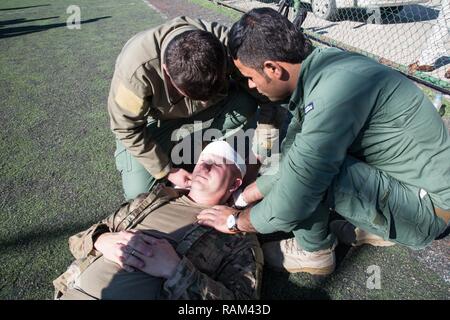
[53,186,264,300]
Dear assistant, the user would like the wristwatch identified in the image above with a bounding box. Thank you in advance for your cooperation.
[226,211,241,232]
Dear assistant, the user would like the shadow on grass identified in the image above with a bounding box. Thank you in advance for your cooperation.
[259,241,352,299]
[0,4,50,11]
[0,17,60,27]
[0,16,112,39]
[261,269,332,299]
[0,220,100,253]
[257,214,353,299]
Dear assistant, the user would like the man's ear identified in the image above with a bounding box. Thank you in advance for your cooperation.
[229,178,243,193]
[263,60,283,80]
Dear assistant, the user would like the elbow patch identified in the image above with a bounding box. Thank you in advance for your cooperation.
[115,83,145,115]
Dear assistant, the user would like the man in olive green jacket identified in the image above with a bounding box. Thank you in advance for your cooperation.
[197,8,450,276]
[109,16,283,200]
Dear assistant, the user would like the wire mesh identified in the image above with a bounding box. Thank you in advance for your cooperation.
[216,0,450,93]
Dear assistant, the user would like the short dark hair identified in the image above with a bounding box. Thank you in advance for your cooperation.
[229,8,312,70]
[164,30,226,101]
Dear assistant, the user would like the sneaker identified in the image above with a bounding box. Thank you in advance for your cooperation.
[330,220,395,247]
[262,238,336,276]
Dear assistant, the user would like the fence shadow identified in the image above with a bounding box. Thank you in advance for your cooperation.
[260,269,332,299]
[0,16,112,39]
[0,16,59,27]
[0,4,50,11]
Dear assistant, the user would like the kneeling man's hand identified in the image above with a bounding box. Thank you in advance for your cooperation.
[197,205,239,234]
[167,168,192,188]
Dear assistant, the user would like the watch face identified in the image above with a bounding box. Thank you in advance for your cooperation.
[226,214,236,229]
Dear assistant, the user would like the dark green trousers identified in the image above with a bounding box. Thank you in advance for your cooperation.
[295,156,447,252]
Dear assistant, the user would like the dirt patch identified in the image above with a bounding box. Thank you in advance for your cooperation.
[147,0,234,26]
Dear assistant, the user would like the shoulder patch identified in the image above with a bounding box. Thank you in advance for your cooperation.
[115,83,144,115]
[305,102,314,115]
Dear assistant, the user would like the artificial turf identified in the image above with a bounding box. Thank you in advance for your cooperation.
[0,0,448,300]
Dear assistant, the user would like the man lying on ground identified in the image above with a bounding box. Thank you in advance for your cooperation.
[53,141,263,300]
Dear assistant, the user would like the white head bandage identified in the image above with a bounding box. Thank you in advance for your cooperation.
[199,141,246,178]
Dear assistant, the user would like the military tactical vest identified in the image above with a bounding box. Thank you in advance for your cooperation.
[52,185,211,299]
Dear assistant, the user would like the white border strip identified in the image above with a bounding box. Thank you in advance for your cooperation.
[142,0,168,19]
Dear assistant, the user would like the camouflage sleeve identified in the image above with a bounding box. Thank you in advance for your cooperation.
[162,233,263,300]
[67,195,149,260]
[68,224,110,260]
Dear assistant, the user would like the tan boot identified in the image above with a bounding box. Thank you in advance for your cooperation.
[330,220,395,247]
[262,238,336,276]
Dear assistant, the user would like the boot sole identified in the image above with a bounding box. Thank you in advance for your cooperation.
[354,238,395,247]
[353,228,395,247]
[267,264,335,276]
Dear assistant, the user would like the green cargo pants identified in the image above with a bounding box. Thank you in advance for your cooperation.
[294,156,448,252]
[115,84,258,200]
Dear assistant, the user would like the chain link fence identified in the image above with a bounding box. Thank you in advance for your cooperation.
[213,0,450,96]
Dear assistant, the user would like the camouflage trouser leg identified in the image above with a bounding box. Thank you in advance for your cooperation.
[60,256,163,300]
[115,83,258,200]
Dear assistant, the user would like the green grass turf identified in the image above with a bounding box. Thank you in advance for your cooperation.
[187,0,243,21]
[0,0,164,299]
[261,243,449,299]
[0,0,449,300]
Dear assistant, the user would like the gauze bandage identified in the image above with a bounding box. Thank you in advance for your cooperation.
[200,141,246,178]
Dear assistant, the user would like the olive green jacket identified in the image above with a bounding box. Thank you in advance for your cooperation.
[108,16,280,179]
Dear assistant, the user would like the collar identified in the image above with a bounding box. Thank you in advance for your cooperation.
[286,47,320,118]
